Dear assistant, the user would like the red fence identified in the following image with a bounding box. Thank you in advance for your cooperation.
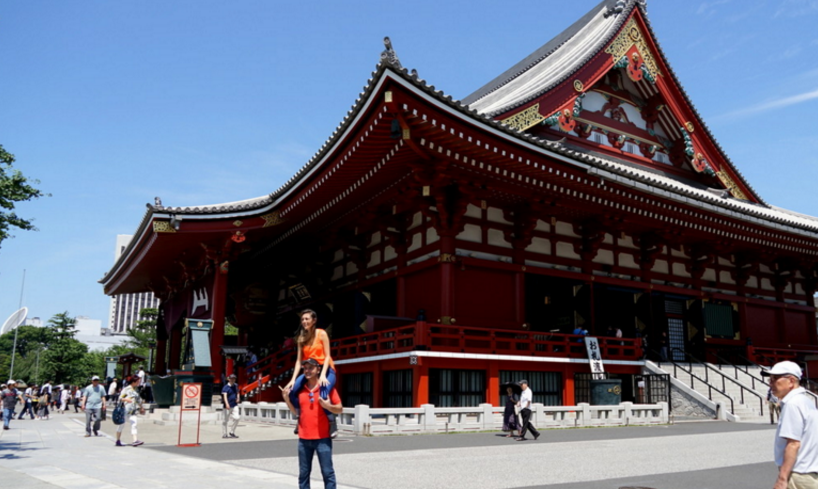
[241,322,643,399]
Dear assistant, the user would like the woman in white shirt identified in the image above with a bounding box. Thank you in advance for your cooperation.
[115,376,144,447]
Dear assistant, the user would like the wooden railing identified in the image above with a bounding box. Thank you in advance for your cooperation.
[748,346,818,366]
[240,322,643,398]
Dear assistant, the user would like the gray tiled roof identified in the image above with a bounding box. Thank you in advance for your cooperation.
[463,0,629,114]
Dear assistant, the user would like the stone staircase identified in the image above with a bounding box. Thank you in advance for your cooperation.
[653,361,771,423]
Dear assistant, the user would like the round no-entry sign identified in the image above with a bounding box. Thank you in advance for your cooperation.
[184,385,199,399]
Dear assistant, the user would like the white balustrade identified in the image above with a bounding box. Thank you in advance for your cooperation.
[238,400,668,435]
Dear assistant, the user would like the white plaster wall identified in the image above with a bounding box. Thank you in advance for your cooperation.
[529,237,551,255]
[760,264,773,274]
[760,277,775,291]
[556,242,580,259]
[603,233,614,245]
[346,262,358,276]
[486,207,511,224]
[653,260,669,274]
[717,257,732,267]
[619,253,639,269]
[426,226,439,245]
[407,233,423,253]
[458,224,482,243]
[747,276,759,289]
[488,228,511,248]
[534,219,551,232]
[671,248,687,258]
[407,212,423,230]
[384,246,397,262]
[367,250,381,268]
[555,221,578,237]
[702,269,716,282]
[672,262,691,278]
[369,232,381,247]
[618,235,637,249]
[720,271,736,285]
[332,266,344,281]
[333,249,344,263]
[465,204,482,218]
[593,249,615,265]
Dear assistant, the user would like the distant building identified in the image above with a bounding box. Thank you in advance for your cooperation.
[108,234,159,333]
[22,317,42,327]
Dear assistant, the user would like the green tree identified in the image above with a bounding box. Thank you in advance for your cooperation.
[0,325,52,382]
[0,144,48,247]
[41,312,88,385]
[126,307,157,353]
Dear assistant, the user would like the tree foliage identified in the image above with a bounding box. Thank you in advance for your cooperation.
[0,144,48,248]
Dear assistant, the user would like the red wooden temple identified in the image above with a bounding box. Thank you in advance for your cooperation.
[101,0,818,407]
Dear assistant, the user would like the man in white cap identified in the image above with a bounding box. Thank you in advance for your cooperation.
[81,375,107,437]
[762,361,818,489]
[2,380,23,430]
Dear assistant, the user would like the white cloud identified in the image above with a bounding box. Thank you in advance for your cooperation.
[774,0,818,18]
[714,87,818,120]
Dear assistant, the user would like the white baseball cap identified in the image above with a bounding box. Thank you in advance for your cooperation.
[761,361,802,380]
[6,379,16,384]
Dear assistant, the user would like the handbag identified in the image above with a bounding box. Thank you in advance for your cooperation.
[112,402,126,425]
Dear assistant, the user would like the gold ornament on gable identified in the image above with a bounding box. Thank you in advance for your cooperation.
[153,221,176,233]
[261,211,284,228]
[501,103,545,132]
[605,17,661,81]
[715,171,748,200]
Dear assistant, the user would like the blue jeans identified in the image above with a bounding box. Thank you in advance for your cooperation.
[18,401,35,419]
[298,438,335,489]
[3,408,13,428]
[290,368,336,419]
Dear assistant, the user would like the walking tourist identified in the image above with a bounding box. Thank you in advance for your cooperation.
[38,380,52,419]
[502,385,519,437]
[762,361,818,489]
[283,309,338,437]
[284,358,343,489]
[2,380,23,430]
[73,386,82,412]
[516,379,540,441]
[115,375,144,447]
[108,377,119,404]
[221,373,241,439]
[18,383,36,420]
[81,375,107,437]
[59,386,70,413]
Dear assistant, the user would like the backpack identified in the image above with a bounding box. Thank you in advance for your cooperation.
[112,401,126,425]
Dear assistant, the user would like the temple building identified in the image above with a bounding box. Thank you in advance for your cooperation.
[101,0,818,408]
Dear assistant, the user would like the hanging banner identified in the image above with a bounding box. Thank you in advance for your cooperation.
[584,337,605,379]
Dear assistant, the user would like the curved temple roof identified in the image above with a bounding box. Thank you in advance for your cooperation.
[463,0,631,116]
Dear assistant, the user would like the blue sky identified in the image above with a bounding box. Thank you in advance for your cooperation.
[1,0,817,328]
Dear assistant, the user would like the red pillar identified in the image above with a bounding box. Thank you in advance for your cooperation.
[372,361,382,408]
[210,267,228,383]
[413,363,429,407]
[487,360,500,406]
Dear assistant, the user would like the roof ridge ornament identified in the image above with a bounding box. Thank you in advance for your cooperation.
[380,37,403,69]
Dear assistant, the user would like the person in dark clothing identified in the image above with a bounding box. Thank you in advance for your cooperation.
[502,386,519,438]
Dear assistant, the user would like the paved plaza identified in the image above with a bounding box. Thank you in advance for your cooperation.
[0,411,778,489]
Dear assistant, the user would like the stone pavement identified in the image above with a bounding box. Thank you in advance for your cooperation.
[1,410,781,489]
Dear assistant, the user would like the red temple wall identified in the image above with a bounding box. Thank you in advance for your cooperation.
[744,304,778,345]
[403,266,441,321]
[453,266,517,328]
[783,310,812,345]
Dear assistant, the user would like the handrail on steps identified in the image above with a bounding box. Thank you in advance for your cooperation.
[666,348,764,416]
[652,348,734,417]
